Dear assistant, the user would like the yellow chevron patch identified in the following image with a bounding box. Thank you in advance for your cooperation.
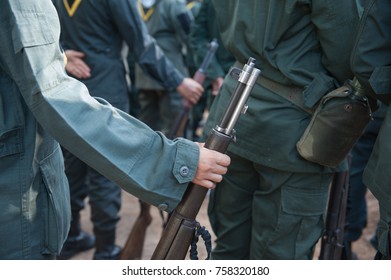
[137,0,155,21]
[63,0,82,17]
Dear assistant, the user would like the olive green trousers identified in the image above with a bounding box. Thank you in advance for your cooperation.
[208,152,333,260]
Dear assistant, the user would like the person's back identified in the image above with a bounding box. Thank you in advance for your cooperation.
[136,0,191,86]
[135,0,193,135]
[203,0,360,259]
[54,0,131,108]
[54,0,138,260]
[206,0,359,172]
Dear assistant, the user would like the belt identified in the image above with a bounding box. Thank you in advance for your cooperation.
[233,61,314,114]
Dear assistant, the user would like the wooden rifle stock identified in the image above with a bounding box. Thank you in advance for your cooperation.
[118,200,152,260]
[119,39,219,260]
[319,158,351,260]
[151,58,261,260]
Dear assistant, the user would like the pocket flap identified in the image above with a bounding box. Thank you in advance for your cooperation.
[12,12,54,53]
[282,187,328,216]
[0,128,23,158]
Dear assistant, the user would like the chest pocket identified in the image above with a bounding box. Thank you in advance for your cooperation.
[11,11,55,53]
[0,128,23,158]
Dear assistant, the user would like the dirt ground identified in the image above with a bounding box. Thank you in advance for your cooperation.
[69,188,379,260]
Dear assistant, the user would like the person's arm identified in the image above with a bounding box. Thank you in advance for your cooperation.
[351,0,391,105]
[0,0,228,212]
[109,0,203,104]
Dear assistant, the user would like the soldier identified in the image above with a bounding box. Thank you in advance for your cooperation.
[203,1,362,259]
[0,0,230,260]
[343,103,386,259]
[351,0,391,260]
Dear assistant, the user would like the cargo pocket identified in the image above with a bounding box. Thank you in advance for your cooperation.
[39,146,71,255]
[376,216,391,256]
[0,127,23,158]
[279,185,329,258]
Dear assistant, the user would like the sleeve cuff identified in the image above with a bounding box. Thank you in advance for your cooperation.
[172,139,199,184]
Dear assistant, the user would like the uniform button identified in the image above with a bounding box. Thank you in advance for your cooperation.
[179,166,189,177]
[158,203,168,211]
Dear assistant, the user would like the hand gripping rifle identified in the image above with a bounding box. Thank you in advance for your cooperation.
[119,39,219,260]
[318,157,351,260]
[151,58,261,260]
[167,38,219,139]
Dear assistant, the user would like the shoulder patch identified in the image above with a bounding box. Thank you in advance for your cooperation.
[63,0,82,17]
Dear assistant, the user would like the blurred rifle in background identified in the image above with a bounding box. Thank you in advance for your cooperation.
[168,38,219,139]
[319,156,351,260]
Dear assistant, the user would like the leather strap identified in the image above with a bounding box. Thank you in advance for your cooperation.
[234,61,314,114]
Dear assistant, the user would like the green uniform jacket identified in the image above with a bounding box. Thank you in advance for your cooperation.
[189,0,235,81]
[0,0,198,259]
[351,0,391,105]
[205,0,360,173]
[354,0,391,209]
[135,0,192,90]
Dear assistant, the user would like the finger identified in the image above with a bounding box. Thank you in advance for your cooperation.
[216,154,231,167]
[73,65,90,78]
[196,179,217,189]
[78,64,90,74]
[209,173,223,184]
[72,50,86,58]
[76,61,91,72]
[191,96,199,105]
[213,164,228,175]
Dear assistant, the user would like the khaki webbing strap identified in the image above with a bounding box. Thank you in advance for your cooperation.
[234,61,314,114]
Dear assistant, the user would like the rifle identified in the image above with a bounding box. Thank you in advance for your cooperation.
[119,39,219,260]
[151,58,261,260]
[167,38,219,139]
[118,199,152,260]
[318,158,351,260]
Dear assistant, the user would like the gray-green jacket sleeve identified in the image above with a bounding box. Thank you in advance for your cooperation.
[1,0,199,212]
[351,0,391,104]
